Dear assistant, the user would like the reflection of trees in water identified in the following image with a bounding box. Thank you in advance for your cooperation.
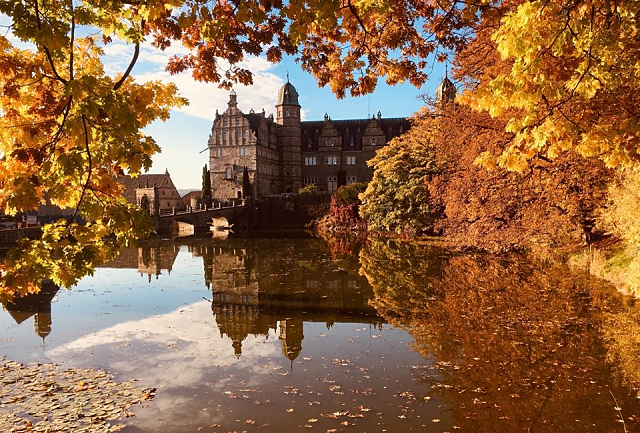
[361,238,640,432]
[603,305,640,398]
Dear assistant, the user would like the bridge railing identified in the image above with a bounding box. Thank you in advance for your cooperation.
[157,200,246,217]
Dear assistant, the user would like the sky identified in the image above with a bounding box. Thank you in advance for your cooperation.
[2,15,448,190]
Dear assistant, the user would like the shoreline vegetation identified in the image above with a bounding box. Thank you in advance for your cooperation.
[311,109,640,299]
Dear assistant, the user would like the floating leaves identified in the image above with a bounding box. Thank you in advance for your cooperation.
[0,359,153,433]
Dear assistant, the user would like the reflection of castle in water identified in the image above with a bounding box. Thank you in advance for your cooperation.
[190,240,382,362]
[4,281,60,343]
[101,245,181,282]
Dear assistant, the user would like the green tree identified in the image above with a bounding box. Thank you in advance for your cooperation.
[359,113,441,236]
[201,164,212,207]
[242,166,251,198]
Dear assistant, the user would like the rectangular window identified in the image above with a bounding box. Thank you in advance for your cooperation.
[347,175,357,185]
[370,137,377,146]
[327,176,338,192]
[304,157,317,166]
[215,148,223,157]
[327,156,339,165]
[303,177,317,185]
[346,156,356,165]
[239,147,248,156]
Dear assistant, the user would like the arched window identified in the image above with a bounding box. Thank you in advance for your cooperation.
[226,167,232,179]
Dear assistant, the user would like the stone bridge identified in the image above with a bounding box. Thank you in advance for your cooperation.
[153,203,250,236]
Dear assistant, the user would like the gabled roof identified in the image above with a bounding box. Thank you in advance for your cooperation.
[300,117,411,151]
[119,173,173,203]
[244,112,264,133]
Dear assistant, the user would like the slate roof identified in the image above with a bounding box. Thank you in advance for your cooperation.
[181,190,202,207]
[119,173,172,204]
[300,117,411,151]
[244,112,265,133]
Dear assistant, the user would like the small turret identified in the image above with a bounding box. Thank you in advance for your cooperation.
[228,89,238,108]
[435,67,457,104]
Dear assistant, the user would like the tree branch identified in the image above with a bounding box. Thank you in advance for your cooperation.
[69,2,75,81]
[73,114,92,222]
[34,0,68,84]
[113,42,140,90]
[114,19,145,91]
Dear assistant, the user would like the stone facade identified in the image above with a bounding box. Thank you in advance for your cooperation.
[120,170,185,214]
[208,81,412,200]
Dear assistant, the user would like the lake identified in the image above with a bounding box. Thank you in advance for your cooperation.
[1,234,639,432]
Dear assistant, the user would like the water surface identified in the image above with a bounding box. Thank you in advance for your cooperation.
[1,235,638,432]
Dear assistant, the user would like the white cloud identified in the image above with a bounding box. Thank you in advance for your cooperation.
[49,301,281,382]
[101,40,285,121]
[48,300,283,431]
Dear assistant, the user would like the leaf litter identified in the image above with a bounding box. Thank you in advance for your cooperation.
[0,358,154,432]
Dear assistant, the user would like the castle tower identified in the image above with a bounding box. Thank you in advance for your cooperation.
[279,318,303,366]
[435,67,457,104]
[275,78,302,193]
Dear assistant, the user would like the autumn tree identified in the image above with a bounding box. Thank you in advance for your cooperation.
[431,104,612,252]
[467,0,640,172]
[0,1,187,298]
[319,183,368,232]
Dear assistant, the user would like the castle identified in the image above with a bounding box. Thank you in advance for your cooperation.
[207,80,415,200]
[118,75,456,209]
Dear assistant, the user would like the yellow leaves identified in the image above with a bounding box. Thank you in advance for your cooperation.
[466,0,640,172]
[473,152,498,171]
[0,1,183,294]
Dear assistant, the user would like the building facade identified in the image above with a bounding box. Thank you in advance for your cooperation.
[207,81,412,200]
[120,170,185,214]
